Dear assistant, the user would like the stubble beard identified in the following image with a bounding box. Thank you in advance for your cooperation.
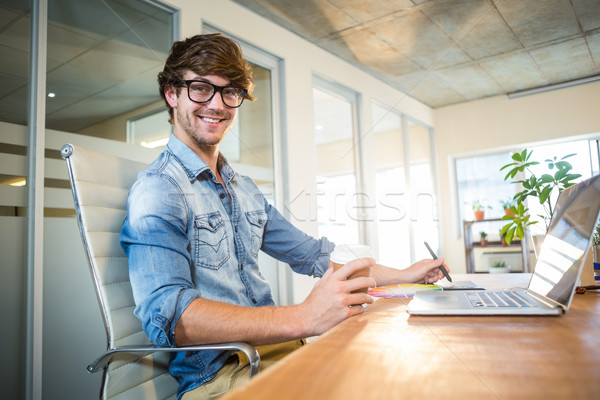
[177,107,229,148]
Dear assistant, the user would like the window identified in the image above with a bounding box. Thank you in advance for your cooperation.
[456,151,515,237]
[455,138,600,272]
[457,139,599,236]
[313,79,361,244]
[128,109,172,148]
[372,101,440,267]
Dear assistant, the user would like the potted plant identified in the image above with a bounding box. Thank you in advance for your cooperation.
[499,198,515,216]
[479,231,488,247]
[472,200,492,221]
[499,229,508,247]
[499,149,581,244]
[489,260,510,274]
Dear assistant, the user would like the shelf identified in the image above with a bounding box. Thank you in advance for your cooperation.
[471,241,521,247]
[463,219,530,274]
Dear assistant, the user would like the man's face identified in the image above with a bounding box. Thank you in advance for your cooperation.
[167,71,238,152]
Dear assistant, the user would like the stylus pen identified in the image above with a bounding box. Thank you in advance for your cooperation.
[424,241,452,282]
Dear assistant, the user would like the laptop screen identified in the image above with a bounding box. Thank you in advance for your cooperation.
[528,174,600,307]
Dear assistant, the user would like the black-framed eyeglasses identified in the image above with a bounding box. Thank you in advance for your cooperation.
[182,80,248,108]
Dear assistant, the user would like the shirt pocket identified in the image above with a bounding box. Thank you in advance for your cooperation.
[245,210,267,258]
[194,212,230,270]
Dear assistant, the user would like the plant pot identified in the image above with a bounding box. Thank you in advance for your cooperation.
[489,266,510,274]
[501,238,507,247]
[474,210,485,221]
[504,208,515,216]
[480,239,488,247]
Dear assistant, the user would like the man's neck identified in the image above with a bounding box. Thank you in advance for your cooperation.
[173,131,221,176]
[195,146,227,187]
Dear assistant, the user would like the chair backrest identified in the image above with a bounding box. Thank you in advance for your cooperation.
[62,144,179,399]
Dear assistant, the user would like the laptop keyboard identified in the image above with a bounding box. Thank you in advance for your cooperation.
[467,290,537,308]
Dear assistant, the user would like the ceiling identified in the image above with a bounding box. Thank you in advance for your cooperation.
[1,0,598,135]
[232,0,600,108]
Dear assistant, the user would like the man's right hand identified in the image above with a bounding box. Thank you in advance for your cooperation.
[174,258,376,347]
[298,257,376,337]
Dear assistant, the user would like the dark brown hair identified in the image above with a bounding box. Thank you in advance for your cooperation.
[158,33,255,123]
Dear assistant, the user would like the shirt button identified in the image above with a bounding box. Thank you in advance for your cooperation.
[235,226,239,233]
[240,264,244,270]
[219,193,225,199]
[251,298,257,304]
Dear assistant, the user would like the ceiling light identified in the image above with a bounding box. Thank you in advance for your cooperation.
[507,74,600,99]
[47,92,56,98]
[8,178,26,187]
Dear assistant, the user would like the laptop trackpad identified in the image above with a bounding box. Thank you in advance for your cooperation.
[410,292,470,309]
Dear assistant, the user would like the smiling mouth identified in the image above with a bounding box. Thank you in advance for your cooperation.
[200,116,223,124]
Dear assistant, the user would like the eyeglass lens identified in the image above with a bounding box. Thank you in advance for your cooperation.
[186,81,246,108]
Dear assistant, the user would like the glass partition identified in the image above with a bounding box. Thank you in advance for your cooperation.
[42,1,177,397]
[0,1,31,398]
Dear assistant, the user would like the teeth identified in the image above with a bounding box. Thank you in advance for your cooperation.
[201,116,220,123]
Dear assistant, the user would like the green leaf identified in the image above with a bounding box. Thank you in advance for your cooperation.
[554,168,567,181]
[506,226,516,244]
[516,225,524,239]
[500,162,516,171]
[564,173,581,182]
[539,186,553,204]
[555,160,572,171]
[539,174,554,183]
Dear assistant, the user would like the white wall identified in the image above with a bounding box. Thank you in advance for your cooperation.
[167,0,434,300]
[434,81,600,272]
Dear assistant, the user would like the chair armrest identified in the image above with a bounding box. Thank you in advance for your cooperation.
[87,342,260,378]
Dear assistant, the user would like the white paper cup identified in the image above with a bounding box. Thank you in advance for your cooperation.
[330,244,374,293]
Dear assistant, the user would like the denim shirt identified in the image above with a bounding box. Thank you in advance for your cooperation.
[120,135,334,398]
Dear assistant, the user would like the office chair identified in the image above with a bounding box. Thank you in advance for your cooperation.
[61,144,259,400]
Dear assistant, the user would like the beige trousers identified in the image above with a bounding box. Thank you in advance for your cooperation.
[182,339,304,400]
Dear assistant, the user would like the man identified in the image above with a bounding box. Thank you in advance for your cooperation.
[120,33,449,400]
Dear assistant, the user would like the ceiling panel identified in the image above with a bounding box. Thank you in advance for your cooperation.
[233,0,600,108]
[529,38,596,81]
[496,0,581,47]
[451,8,521,60]
[479,51,546,92]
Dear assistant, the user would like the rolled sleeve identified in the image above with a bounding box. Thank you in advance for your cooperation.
[120,173,199,347]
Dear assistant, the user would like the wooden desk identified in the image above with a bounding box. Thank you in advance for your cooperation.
[222,274,600,400]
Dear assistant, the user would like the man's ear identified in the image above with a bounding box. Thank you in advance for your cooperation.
[164,86,178,108]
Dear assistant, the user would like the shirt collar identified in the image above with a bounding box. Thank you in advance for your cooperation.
[166,134,235,183]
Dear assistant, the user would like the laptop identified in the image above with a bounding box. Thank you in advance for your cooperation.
[407,174,600,316]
